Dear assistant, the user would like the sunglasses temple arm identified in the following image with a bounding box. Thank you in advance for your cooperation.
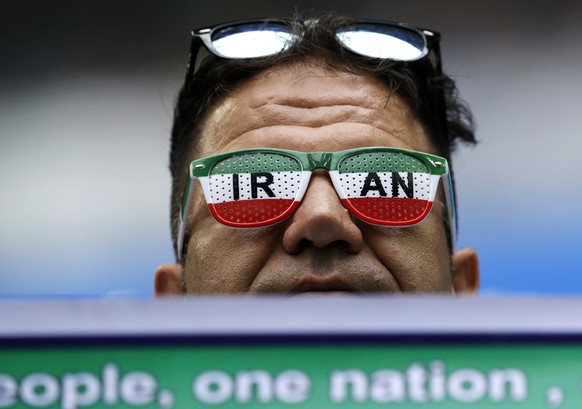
[186,34,201,82]
[177,176,197,261]
[442,172,457,247]
[431,37,443,76]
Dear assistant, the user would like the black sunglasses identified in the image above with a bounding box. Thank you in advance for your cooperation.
[185,18,443,81]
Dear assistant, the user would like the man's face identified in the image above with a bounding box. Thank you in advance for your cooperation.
[156,62,479,295]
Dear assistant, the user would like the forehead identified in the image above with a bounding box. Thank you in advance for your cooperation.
[196,62,433,158]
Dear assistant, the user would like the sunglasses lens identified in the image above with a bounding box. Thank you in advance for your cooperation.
[338,151,432,225]
[212,23,294,58]
[206,152,304,227]
[336,24,426,61]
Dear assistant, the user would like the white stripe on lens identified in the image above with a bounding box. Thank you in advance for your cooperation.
[337,172,431,200]
[207,171,307,203]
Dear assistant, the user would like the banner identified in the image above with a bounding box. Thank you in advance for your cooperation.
[2,341,582,408]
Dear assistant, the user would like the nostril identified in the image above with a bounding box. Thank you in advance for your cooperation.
[297,238,311,252]
[296,237,352,253]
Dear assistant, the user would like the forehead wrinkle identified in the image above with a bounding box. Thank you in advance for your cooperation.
[204,100,423,152]
[252,103,384,130]
[247,102,426,149]
[246,69,391,110]
[221,123,422,154]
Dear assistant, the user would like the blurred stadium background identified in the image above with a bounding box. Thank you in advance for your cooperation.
[1,0,581,297]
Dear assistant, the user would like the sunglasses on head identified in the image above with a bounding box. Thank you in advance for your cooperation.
[185,18,442,81]
[177,147,456,258]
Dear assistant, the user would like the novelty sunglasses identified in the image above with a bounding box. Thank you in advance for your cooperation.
[185,18,442,80]
[177,147,456,258]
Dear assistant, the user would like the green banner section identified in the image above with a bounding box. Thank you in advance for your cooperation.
[1,343,582,408]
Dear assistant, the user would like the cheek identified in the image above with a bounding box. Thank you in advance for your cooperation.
[183,215,281,294]
[364,215,452,292]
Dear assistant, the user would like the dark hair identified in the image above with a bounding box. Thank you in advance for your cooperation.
[169,14,476,258]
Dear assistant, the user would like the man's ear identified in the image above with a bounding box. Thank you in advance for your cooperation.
[154,263,183,296]
[452,247,480,294]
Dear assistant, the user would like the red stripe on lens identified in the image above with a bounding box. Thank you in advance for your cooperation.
[209,199,299,227]
[342,197,432,226]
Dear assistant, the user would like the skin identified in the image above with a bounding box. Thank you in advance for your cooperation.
[155,62,479,295]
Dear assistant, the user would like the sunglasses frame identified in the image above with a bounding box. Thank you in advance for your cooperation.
[185,18,442,82]
[177,147,456,259]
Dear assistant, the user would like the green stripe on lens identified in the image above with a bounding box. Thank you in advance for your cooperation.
[210,153,302,175]
[339,152,428,173]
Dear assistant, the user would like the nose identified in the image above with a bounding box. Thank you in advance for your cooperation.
[282,170,364,254]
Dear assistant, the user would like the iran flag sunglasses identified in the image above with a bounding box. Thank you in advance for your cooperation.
[177,147,456,258]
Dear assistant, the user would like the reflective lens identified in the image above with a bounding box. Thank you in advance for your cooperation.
[336,23,426,61]
[205,152,305,226]
[211,23,295,58]
[336,151,432,225]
